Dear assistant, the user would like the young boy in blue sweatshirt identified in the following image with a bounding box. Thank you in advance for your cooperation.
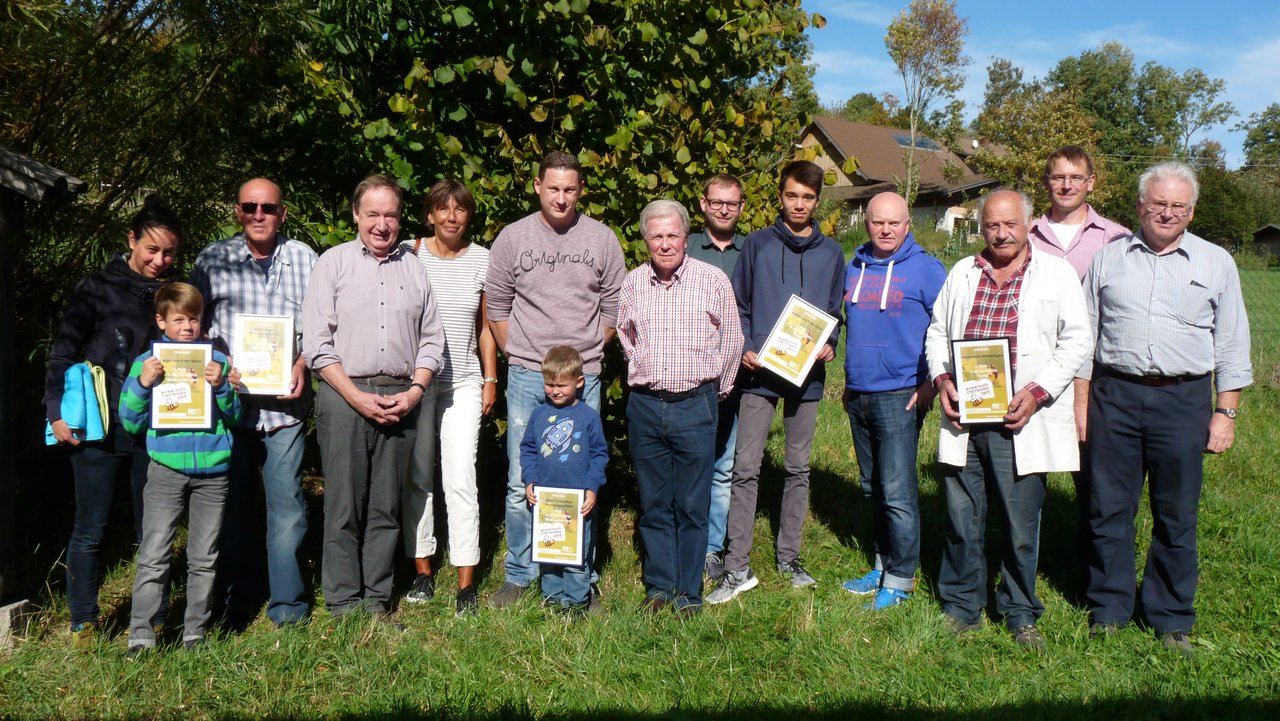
[839,192,946,611]
[119,282,242,654]
[709,160,847,604]
[519,346,608,615]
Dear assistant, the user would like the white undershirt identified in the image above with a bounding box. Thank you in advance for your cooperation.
[1046,221,1083,250]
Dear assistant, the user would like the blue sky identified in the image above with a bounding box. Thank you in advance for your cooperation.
[804,0,1280,167]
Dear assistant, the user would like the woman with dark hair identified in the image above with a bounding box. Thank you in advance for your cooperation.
[45,195,182,646]
[400,179,497,616]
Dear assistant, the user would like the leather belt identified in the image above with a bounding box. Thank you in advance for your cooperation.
[1097,365,1208,387]
[630,382,714,402]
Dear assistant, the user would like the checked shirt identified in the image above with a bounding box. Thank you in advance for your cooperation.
[190,233,318,431]
[963,245,1048,404]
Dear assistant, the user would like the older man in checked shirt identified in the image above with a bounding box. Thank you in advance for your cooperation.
[618,199,743,617]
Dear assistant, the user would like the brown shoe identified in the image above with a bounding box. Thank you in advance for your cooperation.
[639,595,668,616]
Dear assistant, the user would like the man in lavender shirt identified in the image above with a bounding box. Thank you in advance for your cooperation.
[1027,145,1130,582]
[485,150,627,608]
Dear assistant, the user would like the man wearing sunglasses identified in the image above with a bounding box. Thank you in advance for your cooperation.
[191,178,318,630]
[1076,161,1251,655]
[685,173,747,584]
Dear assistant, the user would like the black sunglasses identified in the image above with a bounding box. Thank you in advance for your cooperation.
[237,202,281,215]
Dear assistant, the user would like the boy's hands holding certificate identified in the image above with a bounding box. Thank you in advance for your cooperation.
[526,485,596,516]
[138,355,166,388]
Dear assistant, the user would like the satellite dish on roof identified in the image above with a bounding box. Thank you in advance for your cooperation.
[971,139,979,149]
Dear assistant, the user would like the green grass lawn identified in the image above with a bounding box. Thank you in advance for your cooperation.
[4,273,1280,720]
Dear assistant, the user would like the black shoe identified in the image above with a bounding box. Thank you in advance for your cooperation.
[455,585,479,617]
[406,574,435,604]
[1089,622,1120,640]
[589,582,603,613]
[1011,624,1046,650]
[183,638,206,651]
[125,644,152,659]
[1159,631,1194,657]
[377,612,407,633]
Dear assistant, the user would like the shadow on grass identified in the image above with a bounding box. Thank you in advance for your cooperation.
[184,698,1280,721]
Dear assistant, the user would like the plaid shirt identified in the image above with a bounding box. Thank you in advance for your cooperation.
[190,233,318,431]
[962,245,1049,404]
[617,257,744,395]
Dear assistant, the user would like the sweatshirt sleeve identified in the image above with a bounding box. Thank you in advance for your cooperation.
[213,354,242,426]
[45,278,96,422]
[825,246,846,347]
[585,411,609,493]
[119,355,152,434]
[597,230,627,329]
[731,237,757,354]
[519,410,541,489]
[485,232,515,322]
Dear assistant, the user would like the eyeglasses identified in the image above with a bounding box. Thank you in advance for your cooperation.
[646,233,685,244]
[1047,174,1091,186]
[237,202,281,215]
[1144,201,1192,217]
[704,199,743,211]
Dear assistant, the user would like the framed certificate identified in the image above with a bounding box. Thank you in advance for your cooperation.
[151,342,214,430]
[757,294,839,387]
[951,338,1013,425]
[531,486,585,566]
[232,313,294,396]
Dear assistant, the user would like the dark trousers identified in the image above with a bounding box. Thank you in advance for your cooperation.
[938,427,1046,630]
[65,427,166,628]
[315,379,416,616]
[1084,373,1211,634]
[628,385,717,608]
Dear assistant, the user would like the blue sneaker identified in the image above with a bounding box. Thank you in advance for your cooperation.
[841,569,882,596]
[866,587,910,610]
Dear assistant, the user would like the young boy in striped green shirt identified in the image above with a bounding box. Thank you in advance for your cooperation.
[119,282,242,654]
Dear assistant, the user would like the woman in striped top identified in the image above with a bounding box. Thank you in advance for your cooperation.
[400,180,498,616]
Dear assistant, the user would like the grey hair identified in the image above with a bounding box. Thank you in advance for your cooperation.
[639,199,690,238]
[1138,161,1199,206]
[978,187,1034,225]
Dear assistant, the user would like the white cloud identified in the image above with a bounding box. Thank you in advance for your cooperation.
[812,50,901,104]
[1075,22,1192,57]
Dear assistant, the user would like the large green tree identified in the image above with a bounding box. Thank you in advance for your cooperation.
[298,1,825,257]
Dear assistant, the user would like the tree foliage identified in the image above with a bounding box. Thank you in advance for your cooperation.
[883,0,969,206]
[297,1,825,260]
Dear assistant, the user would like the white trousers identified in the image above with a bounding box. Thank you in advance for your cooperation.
[400,380,483,566]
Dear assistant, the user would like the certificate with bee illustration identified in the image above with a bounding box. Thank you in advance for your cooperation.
[150,342,213,430]
[757,294,838,387]
[531,487,585,566]
[951,338,1013,424]
[232,314,293,396]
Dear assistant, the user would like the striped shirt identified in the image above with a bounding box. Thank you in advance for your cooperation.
[964,246,1048,404]
[302,241,445,378]
[1079,230,1252,389]
[404,239,489,386]
[1029,204,1130,281]
[617,257,744,395]
[190,234,318,431]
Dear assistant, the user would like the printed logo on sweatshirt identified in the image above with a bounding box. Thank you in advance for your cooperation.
[540,414,583,462]
[519,247,597,273]
[846,274,905,312]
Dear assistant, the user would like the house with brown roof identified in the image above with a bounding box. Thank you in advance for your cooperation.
[799,115,997,232]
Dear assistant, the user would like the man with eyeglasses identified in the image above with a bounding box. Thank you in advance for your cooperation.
[1029,146,1130,281]
[1076,161,1251,655]
[686,173,747,583]
[618,199,743,616]
[1028,146,1130,584]
[191,178,318,629]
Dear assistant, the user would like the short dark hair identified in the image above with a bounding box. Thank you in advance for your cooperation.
[541,345,584,381]
[779,160,823,196]
[538,150,583,183]
[130,194,184,244]
[421,179,477,226]
[352,174,404,213]
[703,173,743,197]
[154,282,204,320]
[1044,146,1095,178]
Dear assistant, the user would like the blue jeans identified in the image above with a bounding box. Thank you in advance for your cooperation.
[628,385,717,608]
[539,513,596,607]
[220,423,309,627]
[938,427,1046,630]
[504,365,600,586]
[845,388,921,592]
[130,463,227,646]
[65,427,166,629]
[705,392,739,556]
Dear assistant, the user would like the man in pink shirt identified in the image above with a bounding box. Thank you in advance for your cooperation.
[1028,146,1130,281]
[1028,145,1129,591]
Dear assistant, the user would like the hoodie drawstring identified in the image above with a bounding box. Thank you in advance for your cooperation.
[880,259,895,311]
[851,263,866,305]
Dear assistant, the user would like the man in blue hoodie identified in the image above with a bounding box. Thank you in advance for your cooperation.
[707,160,846,604]
[839,192,946,611]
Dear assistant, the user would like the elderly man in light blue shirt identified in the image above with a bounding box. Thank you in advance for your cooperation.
[1077,161,1251,655]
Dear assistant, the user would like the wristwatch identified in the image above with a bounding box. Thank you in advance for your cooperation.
[1214,407,1238,420]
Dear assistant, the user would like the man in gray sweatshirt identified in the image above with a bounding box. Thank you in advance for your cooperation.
[485,150,627,608]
